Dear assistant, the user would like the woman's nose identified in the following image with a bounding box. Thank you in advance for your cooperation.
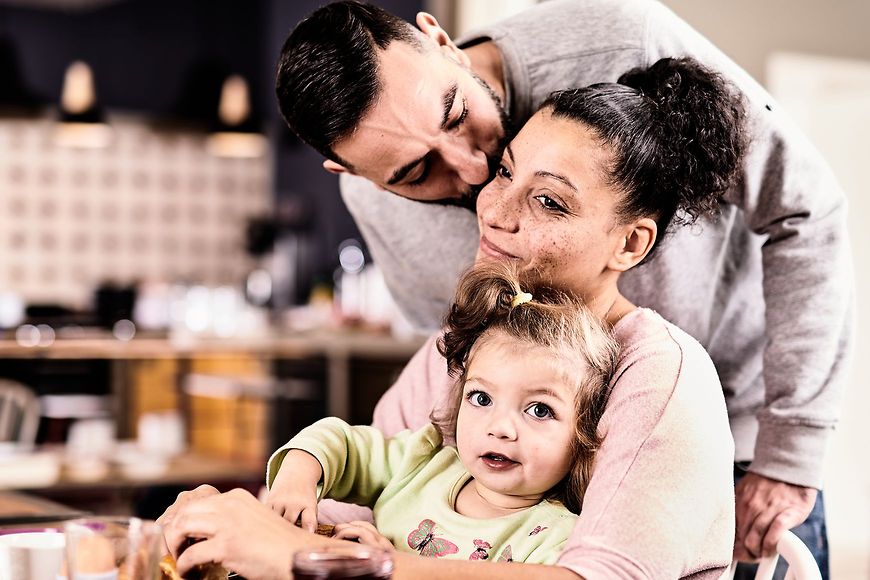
[477,181,519,233]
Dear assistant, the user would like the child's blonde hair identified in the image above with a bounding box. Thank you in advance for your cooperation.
[433,262,619,514]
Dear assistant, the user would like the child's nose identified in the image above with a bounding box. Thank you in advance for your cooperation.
[487,413,518,440]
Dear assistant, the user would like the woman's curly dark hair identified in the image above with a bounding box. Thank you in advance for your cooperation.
[542,57,748,261]
[432,262,619,514]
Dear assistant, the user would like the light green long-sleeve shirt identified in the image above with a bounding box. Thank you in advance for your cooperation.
[267,418,577,564]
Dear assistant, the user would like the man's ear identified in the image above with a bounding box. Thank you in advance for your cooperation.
[416,12,470,67]
[322,159,388,191]
[322,159,350,175]
[608,218,657,272]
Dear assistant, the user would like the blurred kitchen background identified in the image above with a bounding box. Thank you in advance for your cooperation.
[0,0,866,576]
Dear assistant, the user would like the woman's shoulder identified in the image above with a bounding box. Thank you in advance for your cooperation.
[608,307,724,412]
[613,307,714,370]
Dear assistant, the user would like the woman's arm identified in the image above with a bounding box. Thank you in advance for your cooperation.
[555,316,735,579]
[391,552,582,580]
[372,334,454,436]
[164,488,584,580]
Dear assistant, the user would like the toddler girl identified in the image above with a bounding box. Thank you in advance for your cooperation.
[265,263,618,564]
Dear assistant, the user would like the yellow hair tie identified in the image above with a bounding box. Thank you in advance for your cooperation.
[511,291,533,308]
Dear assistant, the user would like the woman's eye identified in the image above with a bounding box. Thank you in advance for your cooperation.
[525,403,554,419]
[496,164,512,180]
[533,195,566,212]
[467,391,492,407]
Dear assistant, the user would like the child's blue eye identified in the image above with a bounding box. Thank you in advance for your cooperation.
[525,403,554,419]
[467,391,492,407]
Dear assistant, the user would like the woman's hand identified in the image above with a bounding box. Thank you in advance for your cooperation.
[266,449,323,533]
[333,521,395,551]
[162,487,333,580]
[155,484,220,556]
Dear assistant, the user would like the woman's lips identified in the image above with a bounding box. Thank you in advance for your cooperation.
[479,236,518,260]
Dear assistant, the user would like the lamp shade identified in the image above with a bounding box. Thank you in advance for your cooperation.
[205,74,266,158]
[54,60,112,148]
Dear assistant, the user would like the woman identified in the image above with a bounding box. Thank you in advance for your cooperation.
[160,57,747,580]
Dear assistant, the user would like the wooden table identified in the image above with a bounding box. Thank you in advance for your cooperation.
[0,490,85,527]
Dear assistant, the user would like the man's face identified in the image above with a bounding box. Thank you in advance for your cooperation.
[332,40,510,203]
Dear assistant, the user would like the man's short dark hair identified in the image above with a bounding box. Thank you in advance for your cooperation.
[276,1,421,166]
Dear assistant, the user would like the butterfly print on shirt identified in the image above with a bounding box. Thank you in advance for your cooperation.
[407,519,459,558]
[469,539,492,560]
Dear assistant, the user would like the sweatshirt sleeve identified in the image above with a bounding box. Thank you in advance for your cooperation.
[732,111,853,488]
[267,418,439,508]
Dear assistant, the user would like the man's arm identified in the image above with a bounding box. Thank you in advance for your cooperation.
[641,1,853,559]
[647,0,853,492]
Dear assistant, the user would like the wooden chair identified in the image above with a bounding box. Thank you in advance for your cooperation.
[0,379,41,446]
[728,530,822,580]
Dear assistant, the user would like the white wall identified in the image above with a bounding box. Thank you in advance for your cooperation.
[662,0,870,84]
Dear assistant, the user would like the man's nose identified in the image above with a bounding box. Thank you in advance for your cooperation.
[441,139,491,186]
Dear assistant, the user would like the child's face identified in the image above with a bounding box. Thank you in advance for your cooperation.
[455,332,577,506]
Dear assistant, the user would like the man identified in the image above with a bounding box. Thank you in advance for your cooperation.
[276,1,852,577]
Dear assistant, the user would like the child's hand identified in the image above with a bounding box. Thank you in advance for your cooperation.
[266,449,323,533]
[333,521,395,551]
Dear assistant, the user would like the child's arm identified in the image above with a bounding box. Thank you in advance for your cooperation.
[266,449,322,532]
[265,418,436,526]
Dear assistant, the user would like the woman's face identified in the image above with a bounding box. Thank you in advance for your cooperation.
[476,109,629,301]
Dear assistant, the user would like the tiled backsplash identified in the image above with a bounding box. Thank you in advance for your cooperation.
[0,115,272,309]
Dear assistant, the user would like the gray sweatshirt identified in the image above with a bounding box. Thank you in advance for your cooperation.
[340,0,853,489]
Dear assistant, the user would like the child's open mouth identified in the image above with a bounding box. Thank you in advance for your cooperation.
[481,452,519,470]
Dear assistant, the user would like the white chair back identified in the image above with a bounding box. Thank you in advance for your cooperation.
[727,530,822,580]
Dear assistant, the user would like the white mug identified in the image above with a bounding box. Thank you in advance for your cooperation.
[0,530,65,580]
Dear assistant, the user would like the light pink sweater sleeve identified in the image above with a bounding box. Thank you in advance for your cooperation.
[557,309,735,579]
[372,333,456,436]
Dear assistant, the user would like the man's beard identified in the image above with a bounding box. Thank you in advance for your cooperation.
[425,68,514,213]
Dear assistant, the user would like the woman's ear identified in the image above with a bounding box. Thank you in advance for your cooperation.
[416,12,470,67]
[608,218,657,272]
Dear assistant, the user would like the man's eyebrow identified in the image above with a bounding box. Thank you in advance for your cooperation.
[506,144,515,164]
[441,83,459,128]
